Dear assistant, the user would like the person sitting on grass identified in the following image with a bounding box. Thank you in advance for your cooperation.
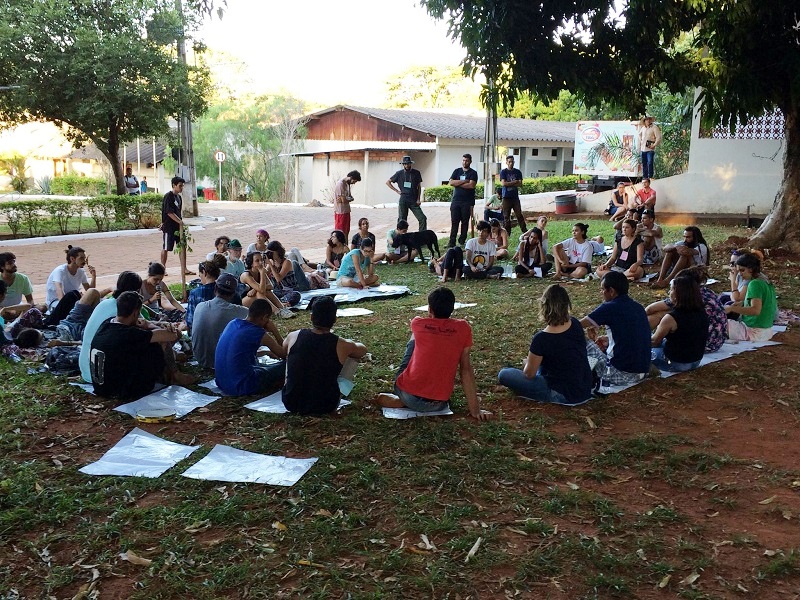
[185,255,231,332]
[191,273,249,370]
[484,185,503,222]
[214,299,286,396]
[325,230,349,271]
[635,210,663,266]
[650,275,708,373]
[264,240,310,293]
[140,262,187,322]
[337,238,380,289]
[385,220,417,264]
[240,251,294,319]
[282,296,368,415]
[373,287,492,421]
[463,220,504,280]
[0,252,35,318]
[651,226,709,289]
[552,223,593,280]
[246,229,270,255]
[595,219,644,281]
[90,291,193,400]
[350,217,386,262]
[429,247,464,282]
[498,284,593,405]
[646,265,726,354]
[725,252,778,342]
[207,235,230,261]
[580,271,652,386]
[515,227,551,278]
[489,218,510,260]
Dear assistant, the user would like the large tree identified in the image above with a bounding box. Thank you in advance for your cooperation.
[0,0,212,195]
[422,0,800,250]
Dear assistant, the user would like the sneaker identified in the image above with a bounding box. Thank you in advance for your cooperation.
[647,363,662,379]
[277,307,296,319]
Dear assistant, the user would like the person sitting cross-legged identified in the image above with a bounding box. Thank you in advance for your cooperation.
[214,299,286,396]
[191,273,248,370]
[498,284,594,405]
[372,287,492,421]
[650,275,708,372]
[337,238,380,289]
[463,220,504,280]
[552,223,593,280]
[282,296,368,415]
[725,252,778,342]
[651,226,709,289]
[90,291,191,400]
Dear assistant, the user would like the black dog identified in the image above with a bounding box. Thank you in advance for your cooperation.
[392,230,440,261]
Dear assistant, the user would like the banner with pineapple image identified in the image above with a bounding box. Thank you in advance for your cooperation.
[573,121,642,177]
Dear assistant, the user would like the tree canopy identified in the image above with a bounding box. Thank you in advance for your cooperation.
[423,0,800,249]
[0,0,212,195]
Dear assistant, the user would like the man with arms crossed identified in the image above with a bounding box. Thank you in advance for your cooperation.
[386,155,427,231]
[448,153,478,248]
[500,155,528,235]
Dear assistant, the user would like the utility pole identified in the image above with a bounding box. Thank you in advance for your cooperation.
[175,0,198,217]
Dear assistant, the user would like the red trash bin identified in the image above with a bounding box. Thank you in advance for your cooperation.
[203,188,218,201]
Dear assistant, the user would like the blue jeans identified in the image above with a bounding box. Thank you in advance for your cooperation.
[651,345,701,373]
[484,208,503,222]
[394,339,450,412]
[641,151,655,179]
[290,260,311,292]
[254,361,286,393]
[497,367,586,406]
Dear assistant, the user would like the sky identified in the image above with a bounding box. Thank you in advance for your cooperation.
[197,0,468,107]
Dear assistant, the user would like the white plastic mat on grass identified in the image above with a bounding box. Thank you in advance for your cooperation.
[70,381,166,396]
[336,307,374,317]
[181,445,317,486]
[382,406,454,419]
[79,427,201,478]
[114,385,219,419]
[414,302,476,312]
[297,284,410,309]
[245,390,351,414]
[659,340,781,379]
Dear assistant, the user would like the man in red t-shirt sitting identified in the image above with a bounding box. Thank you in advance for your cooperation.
[373,287,492,421]
[631,178,656,216]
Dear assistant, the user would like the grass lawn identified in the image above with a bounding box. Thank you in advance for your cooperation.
[2,219,800,598]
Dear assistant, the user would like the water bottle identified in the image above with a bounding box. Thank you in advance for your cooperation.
[598,358,613,395]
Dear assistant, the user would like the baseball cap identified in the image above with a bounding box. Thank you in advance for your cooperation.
[215,273,237,296]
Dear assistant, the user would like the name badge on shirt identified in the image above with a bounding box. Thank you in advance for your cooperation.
[619,250,629,261]
[460,175,466,181]
[403,181,412,189]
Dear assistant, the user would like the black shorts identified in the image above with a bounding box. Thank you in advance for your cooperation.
[162,229,177,251]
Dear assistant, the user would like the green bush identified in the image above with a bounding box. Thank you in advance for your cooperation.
[0,203,24,238]
[45,199,85,234]
[50,174,106,196]
[423,175,578,202]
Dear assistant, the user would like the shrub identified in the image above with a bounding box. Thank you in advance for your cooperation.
[124,193,162,229]
[86,196,115,231]
[14,201,47,237]
[50,174,106,196]
[423,176,578,202]
[36,175,53,195]
[45,199,84,234]
[0,203,24,238]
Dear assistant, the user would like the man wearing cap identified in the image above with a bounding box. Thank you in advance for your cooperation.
[448,153,479,248]
[499,155,528,235]
[191,273,249,370]
[160,176,192,275]
[334,170,361,239]
[386,156,426,231]
[223,239,246,281]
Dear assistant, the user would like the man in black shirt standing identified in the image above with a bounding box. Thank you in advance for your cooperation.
[500,155,528,235]
[160,176,191,275]
[448,153,478,248]
[386,155,427,231]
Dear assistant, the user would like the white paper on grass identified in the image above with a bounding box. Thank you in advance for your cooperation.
[114,385,219,419]
[181,444,317,486]
[382,406,454,419]
[336,307,374,317]
[659,340,781,379]
[245,390,351,414]
[198,379,222,395]
[414,302,476,312]
[79,427,201,478]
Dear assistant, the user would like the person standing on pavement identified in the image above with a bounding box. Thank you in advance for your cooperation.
[500,156,528,235]
[448,153,478,248]
[160,176,192,276]
[333,170,361,239]
[386,156,426,231]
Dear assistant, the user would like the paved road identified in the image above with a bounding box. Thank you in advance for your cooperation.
[5,201,458,299]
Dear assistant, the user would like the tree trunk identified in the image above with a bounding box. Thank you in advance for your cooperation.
[750,105,800,252]
[97,125,125,195]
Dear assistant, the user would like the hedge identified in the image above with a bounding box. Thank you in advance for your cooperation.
[423,175,579,202]
[0,193,162,238]
[49,174,107,196]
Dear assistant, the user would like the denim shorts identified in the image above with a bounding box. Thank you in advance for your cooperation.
[393,383,448,412]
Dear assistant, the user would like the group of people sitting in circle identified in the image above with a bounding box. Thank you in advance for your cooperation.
[0,203,779,417]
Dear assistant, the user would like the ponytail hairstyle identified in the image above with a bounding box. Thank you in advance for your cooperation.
[147,261,166,277]
[199,255,225,280]
[65,245,84,263]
